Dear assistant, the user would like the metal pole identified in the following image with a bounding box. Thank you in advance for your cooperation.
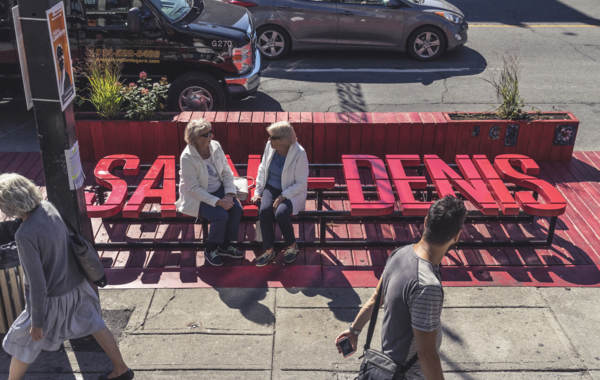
[16,0,93,240]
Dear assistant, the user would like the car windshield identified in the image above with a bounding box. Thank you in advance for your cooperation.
[149,0,194,22]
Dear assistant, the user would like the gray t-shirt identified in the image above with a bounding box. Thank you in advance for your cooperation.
[203,156,222,193]
[381,245,444,371]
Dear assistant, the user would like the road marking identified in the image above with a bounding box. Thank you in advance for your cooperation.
[264,67,474,73]
[470,23,599,28]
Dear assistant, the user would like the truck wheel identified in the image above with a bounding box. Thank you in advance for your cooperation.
[168,73,226,111]
[257,25,291,60]
[407,26,447,61]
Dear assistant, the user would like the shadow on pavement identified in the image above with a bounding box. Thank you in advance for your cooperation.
[214,288,275,326]
[452,0,600,25]
[261,46,487,85]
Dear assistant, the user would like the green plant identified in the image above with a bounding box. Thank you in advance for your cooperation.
[121,72,170,120]
[83,49,123,119]
[486,55,527,120]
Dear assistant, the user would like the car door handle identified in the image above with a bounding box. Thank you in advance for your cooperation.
[342,10,354,15]
[276,5,290,10]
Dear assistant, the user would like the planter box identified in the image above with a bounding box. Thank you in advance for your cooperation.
[443,112,579,162]
[75,111,579,164]
[75,113,179,162]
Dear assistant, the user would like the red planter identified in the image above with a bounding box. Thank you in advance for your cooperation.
[442,112,578,162]
[75,111,579,164]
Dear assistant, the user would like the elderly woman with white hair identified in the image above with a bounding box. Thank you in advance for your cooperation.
[176,118,243,266]
[252,121,309,266]
[0,173,133,380]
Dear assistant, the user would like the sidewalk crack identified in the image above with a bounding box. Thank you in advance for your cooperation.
[146,290,176,322]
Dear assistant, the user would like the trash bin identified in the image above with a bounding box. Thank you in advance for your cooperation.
[0,220,25,334]
[0,242,25,333]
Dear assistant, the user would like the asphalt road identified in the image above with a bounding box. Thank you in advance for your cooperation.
[230,0,600,151]
[2,0,599,151]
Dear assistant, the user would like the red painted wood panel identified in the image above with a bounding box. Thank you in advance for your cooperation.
[238,112,253,162]
[212,111,228,146]
[226,111,241,162]
[419,112,436,155]
[299,112,314,162]
[175,112,193,154]
[251,112,267,156]
[312,112,326,163]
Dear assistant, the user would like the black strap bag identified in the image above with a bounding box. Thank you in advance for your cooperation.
[357,285,418,380]
[65,220,107,288]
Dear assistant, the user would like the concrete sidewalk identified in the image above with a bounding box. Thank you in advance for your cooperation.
[0,287,597,379]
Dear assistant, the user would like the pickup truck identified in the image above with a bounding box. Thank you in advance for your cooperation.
[0,0,261,111]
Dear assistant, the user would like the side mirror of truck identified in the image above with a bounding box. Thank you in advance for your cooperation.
[127,7,142,33]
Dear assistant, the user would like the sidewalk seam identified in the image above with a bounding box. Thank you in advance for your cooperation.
[538,289,589,368]
[271,289,278,380]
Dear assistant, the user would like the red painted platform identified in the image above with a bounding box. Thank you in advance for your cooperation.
[2,152,600,288]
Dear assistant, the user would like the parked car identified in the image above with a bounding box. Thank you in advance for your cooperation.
[0,0,261,111]
[224,0,467,61]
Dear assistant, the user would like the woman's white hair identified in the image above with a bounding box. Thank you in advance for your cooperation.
[0,173,42,218]
[266,121,297,146]
[184,118,212,150]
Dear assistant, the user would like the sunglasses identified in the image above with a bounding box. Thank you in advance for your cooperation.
[268,135,282,140]
[200,130,213,138]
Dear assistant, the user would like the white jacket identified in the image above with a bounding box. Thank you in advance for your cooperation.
[175,140,236,217]
[255,141,309,215]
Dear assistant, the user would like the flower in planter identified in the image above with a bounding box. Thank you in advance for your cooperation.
[121,72,170,120]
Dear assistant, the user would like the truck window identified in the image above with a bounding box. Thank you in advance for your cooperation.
[0,0,16,43]
[83,0,136,28]
[83,0,159,32]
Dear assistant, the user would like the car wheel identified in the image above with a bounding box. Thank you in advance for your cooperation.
[168,73,226,111]
[407,26,447,61]
[257,25,290,60]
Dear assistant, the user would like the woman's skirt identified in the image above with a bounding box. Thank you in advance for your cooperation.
[2,280,106,364]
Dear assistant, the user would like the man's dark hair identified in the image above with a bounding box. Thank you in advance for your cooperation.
[423,195,467,245]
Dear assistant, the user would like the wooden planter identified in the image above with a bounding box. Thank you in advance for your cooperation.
[75,111,579,164]
[75,113,179,162]
[443,112,579,162]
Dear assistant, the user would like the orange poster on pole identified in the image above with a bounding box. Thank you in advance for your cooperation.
[46,1,75,111]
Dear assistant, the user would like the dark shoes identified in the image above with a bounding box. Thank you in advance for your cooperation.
[99,369,134,380]
[218,245,244,259]
[255,250,276,267]
[205,249,224,266]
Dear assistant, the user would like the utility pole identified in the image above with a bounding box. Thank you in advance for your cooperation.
[15,0,93,240]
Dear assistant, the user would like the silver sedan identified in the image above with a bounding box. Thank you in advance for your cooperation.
[226,0,467,60]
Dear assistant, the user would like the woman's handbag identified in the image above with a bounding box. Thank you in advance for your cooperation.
[65,221,107,288]
[233,176,251,201]
[357,284,418,380]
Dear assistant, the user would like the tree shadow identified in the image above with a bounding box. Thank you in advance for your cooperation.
[212,288,275,327]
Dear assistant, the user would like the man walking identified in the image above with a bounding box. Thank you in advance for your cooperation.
[336,195,466,380]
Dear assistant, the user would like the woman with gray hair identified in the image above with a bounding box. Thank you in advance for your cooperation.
[0,173,133,380]
[175,118,243,266]
[252,121,309,266]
